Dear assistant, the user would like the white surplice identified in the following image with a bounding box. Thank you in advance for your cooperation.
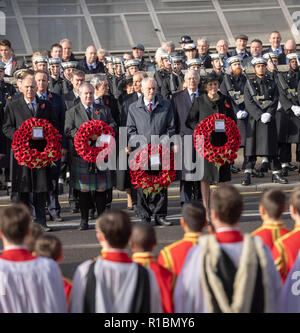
[174,233,283,313]
[0,256,67,313]
[70,258,162,313]
[282,250,300,313]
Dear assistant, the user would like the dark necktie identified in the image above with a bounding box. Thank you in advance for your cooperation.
[191,93,196,103]
[148,103,152,113]
[86,107,92,120]
[29,103,35,116]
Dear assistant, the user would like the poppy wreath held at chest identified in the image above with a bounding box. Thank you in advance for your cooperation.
[74,119,116,163]
[194,113,241,169]
[12,117,62,169]
[129,144,176,199]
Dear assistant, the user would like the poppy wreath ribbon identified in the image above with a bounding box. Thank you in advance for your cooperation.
[74,120,115,163]
[193,113,241,169]
[12,117,62,169]
[129,144,176,199]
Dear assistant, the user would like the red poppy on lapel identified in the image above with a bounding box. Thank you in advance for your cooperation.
[225,102,231,108]
[41,104,45,109]
[48,93,53,99]
[95,111,99,115]
[12,61,16,66]
[106,99,109,105]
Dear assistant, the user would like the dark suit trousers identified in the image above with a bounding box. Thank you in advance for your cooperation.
[180,180,202,206]
[20,192,47,224]
[137,188,168,219]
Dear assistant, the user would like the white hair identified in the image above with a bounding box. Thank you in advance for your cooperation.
[185,69,200,82]
[197,37,210,46]
[78,81,94,95]
[141,77,157,90]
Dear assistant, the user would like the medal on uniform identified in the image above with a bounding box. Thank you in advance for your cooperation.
[32,127,44,139]
[215,119,225,133]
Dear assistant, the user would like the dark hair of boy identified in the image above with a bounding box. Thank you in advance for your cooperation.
[0,204,31,245]
[96,209,132,249]
[211,184,244,225]
[182,201,206,232]
[35,234,62,261]
[289,186,300,215]
[131,223,156,252]
[260,189,286,220]
[25,223,44,253]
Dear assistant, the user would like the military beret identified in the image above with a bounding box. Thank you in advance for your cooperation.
[251,57,267,66]
[132,43,145,51]
[286,53,300,61]
[227,56,242,65]
[14,69,27,80]
[0,61,6,70]
[186,58,202,67]
[184,43,197,51]
[48,57,62,65]
[124,59,140,68]
[263,52,278,60]
[235,34,248,41]
[33,56,48,64]
[179,35,193,44]
[61,61,78,70]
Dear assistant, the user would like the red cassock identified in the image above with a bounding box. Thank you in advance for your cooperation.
[271,225,300,283]
[0,248,37,261]
[157,232,200,277]
[132,252,174,313]
[251,221,290,250]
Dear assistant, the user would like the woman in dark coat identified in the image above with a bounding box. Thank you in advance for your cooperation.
[186,73,236,214]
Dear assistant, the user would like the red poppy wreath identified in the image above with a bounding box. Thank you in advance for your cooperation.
[129,144,176,198]
[194,113,241,169]
[12,117,62,169]
[74,120,115,163]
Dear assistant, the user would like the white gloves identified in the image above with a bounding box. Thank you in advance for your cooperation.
[261,113,272,123]
[237,110,248,119]
[291,105,300,117]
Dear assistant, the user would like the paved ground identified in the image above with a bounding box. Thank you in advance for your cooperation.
[0,168,297,279]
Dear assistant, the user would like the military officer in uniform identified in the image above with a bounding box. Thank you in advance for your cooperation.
[242,57,287,185]
[161,55,184,100]
[124,59,140,76]
[220,56,249,174]
[48,57,64,94]
[210,53,224,84]
[153,53,171,95]
[106,57,126,100]
[276,53,300,175]
[0,62,16,191]
[32,56,48,72]
[60,61,78,95]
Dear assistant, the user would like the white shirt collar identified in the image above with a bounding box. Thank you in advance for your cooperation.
[215,227,241,233]
[144,97,155,107]
[73,90,79,99]
[87,61,96,69]
[82,103,93,111]
[24,97,37,105]
[271,45,283,53]
[187,88,199,97]
[2,56,13,65]
[137,92,142,98]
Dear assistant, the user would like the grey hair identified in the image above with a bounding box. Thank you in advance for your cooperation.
[78,81,94,95]
[197,37,210,46]
[90,74,107,88]
[133,71,148,79]
[185,69,200,82]
[141,77,157,89]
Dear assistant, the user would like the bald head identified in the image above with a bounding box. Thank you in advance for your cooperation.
[284,40,296,55]
[85,45,97,65]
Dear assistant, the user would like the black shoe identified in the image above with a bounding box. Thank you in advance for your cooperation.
[259,162,269,173]
[155,217,172,226]
[281,167,288,177]
[78,221,89,230]
[287,163,297,171]
[231,165,241,174]
[140,218,151,225]
[241,173,251,186]
[40,224,52,232]
[251,168,264,178]
[89,210,95,220]
[272,173,288,184]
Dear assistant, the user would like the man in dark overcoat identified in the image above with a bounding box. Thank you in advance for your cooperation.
[2,76,58,231]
